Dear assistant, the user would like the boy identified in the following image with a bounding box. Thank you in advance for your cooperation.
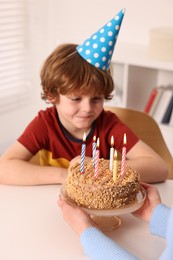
[0,10,168,185]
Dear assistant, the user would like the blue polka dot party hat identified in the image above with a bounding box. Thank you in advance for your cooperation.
[76,9,125,71]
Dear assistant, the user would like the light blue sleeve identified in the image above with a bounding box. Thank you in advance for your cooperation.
[80,227,139,260]
[79,204,173,260]
[150,203,171,238]
[159,206,173,260]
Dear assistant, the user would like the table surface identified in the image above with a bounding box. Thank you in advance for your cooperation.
[0,180,173,260]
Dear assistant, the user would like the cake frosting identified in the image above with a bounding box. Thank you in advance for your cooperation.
[64,159,140,210]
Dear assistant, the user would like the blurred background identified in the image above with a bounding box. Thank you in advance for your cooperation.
[0,0,173,155]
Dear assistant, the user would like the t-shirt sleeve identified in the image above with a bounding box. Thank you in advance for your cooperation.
[80,227,139,260]
[17,112,49,155]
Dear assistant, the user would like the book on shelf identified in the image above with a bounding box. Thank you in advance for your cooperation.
[149,87,165,116]
[144,86,164,115]
[152,86,173,124]
[144,87,158,113]
[169,108,173,127]
[161,94,173,124]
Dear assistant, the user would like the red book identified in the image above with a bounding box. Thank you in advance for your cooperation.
[144,87,158,113]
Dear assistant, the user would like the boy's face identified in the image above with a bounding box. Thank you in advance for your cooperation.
[56,92,104,137]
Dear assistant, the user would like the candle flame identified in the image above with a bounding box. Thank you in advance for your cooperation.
[111,135,114,147]
[96,138,100,148]
[93,135,96,142]
[83,132,86,142]
[114,150,117,160]
[123,133,127,145]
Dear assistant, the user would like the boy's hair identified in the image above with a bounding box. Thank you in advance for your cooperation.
[40,43,114,101]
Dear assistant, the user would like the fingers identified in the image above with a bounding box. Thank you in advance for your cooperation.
[58,194,78,213]
[140,182,153,189]
[57,194,69,209]
[140,182,160,196]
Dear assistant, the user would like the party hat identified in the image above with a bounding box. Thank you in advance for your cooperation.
[76,9,125,71]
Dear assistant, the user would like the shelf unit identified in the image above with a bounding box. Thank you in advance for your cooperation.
[104,43,173,155]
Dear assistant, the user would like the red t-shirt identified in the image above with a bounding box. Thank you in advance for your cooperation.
[18,106,138,167]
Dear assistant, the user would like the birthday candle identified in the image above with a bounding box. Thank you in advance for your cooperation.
[80,132,86,174]
[94,138,100,178]
[109,135,114,171]
[92,135,97,166]
[121,133,127,177]
[113,150,118,181]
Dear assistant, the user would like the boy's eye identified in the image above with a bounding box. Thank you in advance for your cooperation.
[70,97,81,101]
[92,97,103,102]
[68,95,103,102]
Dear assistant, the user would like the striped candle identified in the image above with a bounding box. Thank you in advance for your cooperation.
[121,133,127,177]
[109,135,114,171]
[80,132,86,174]
[94,138,100,178]
[92,135,97,166]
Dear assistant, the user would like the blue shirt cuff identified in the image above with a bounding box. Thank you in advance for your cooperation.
[150,203,171,238]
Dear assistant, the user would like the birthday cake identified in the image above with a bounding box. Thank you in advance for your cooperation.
[64,159,140,209]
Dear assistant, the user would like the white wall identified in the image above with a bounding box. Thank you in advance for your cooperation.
[1,0,173,155]
[49,0,173,48]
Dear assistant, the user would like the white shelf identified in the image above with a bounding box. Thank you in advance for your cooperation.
[110,42,173,110]
[108,42,173,156]
[113,42,173,71]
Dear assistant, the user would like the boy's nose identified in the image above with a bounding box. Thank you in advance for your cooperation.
[81,100,92,112]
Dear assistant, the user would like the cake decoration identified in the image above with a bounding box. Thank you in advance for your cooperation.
[109,135,115,171]
[94,138,100,178]
[92,135,97,166]
[121,133,127,177]
[113,150,118,181]
[80,132,86,173]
